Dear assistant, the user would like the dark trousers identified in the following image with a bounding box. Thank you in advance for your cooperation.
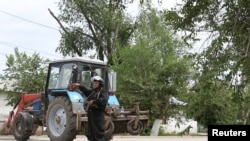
[87,109,105,141]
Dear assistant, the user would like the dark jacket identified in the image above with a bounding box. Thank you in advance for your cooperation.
[79,85,109,112]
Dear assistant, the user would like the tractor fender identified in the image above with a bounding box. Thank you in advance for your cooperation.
[107,94,120,107]
[50,90,86,114]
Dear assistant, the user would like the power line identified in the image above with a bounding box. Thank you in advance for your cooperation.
[0,9,59,31]
[0,41,62,58]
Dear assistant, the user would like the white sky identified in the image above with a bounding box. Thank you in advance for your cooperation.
[0,0,62,74]
[0,0,183,74]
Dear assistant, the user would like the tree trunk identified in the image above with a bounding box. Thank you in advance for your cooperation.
[162,98,171,124]
[150,119,162,136]
[243,108,250,125]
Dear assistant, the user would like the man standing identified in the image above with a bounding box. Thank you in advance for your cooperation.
[72,76,109,141]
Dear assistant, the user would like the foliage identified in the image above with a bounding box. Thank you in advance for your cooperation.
[1,48,49,106]
[164,0,250,88]
[112,7,191,126]
[164,0,250,125]
[52,0,137,65]
[187,80,239,126]
[158,126,169,136]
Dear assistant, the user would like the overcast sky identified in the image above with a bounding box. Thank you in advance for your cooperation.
[0,0,62,74]
[0,0,181,74]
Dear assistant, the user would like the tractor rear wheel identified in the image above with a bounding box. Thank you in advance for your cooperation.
[46,96,77,141]
[12,112,34,141]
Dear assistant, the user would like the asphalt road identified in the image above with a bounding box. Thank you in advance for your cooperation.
[0,135,208,141]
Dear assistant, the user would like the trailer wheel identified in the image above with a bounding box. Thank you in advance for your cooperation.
[12,112,34,141]
[46,96,77,141]
[126,119,143,135]
[105,121,114,141]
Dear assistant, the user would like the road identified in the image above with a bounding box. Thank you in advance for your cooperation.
[0,135,207,141]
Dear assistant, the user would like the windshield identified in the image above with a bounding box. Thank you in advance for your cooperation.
[47,62,106,90]
[48,63,74,89]
[79,65,104,89]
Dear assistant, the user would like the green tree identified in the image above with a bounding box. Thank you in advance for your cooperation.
[49,0,137,65]
[186,61,240,126]
[164,0,250,88]
[1,48,49,106]
[164,0,250,125]
[112,7,191,128]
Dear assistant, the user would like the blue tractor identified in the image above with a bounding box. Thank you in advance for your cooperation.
[3,57,149,141]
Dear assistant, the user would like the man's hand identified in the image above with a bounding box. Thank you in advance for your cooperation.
[71,83,80,87]
[88,100,95,106]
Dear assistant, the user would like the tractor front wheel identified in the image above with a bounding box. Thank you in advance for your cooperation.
[46,96,77,141]
[12,112,34,141]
